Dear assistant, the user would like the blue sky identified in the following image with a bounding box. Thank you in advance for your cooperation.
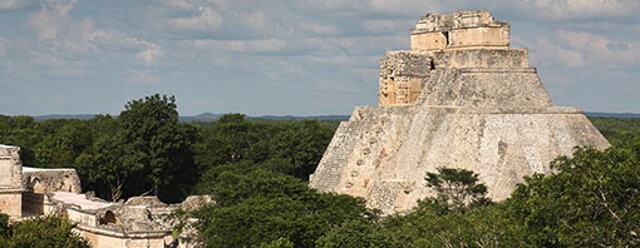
[0,0,638,116]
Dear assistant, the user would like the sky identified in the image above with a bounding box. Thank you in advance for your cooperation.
[0,0,639,116]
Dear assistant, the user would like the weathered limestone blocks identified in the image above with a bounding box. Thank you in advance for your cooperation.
[0,145,25,218]
[0,145,24,188]
[378,51,433,106]
[411,10,509,51]
[437,48,529,69]
[379,49,534,106]
[46,192,210,248]
[418,68,553,108]
[23,167,82,194]
[310,10,610,214]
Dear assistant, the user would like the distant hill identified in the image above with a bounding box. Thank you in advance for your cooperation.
[179,113,223,122]
[31,113,350,121]
[28,112,638,122]
[585,112,640,118]
[250,115,350,120]
[33,114,98,121]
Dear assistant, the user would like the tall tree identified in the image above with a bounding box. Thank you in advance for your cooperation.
[425,167,489,212]
[117,94,196,200]
[75,131,131,201]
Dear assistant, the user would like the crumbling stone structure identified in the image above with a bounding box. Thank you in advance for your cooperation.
[310,10,610,214]
[44,193,210,248]
[0,144,210,248]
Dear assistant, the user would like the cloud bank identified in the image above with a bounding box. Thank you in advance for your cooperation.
[0,0,638,115]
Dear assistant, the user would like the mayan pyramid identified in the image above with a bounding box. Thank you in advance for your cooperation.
[309,10,610,214]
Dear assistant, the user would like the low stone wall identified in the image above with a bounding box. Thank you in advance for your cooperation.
[23,167,82,194]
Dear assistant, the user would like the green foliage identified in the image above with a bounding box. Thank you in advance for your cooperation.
[589,117,640,146]
[194,193,372,248]
[117,94,197,200]
[316,218,400,248]
[0,96,336,203]
[425,167,490,212]
[196,161,308,206]
[71,95,198,202]
[380,202,526,248]
[507,145,640,247]
[257,238,295,248]
[0,214,91,248]
[193,115,334,181]
[0,213,8,236]
[74,127,129,201]
[191,160,374,248]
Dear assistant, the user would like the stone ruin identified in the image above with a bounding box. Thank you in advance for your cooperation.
[309,10,610,214]
[0,144,211,248]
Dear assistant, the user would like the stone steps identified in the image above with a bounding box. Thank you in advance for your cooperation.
[310,113,374,191]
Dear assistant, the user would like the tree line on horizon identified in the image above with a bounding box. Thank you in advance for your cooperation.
[0,94,639,247]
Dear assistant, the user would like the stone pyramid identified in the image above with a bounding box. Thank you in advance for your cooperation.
[309,10,610,214]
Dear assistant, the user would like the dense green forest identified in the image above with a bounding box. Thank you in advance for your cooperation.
[1,94,639,247]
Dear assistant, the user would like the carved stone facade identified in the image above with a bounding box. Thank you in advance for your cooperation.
[310,10,610,214]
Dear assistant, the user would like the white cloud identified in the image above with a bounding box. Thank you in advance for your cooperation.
[3,0,640,115]
[298,23,340,35]
[368,0,443,14]
[528,30,639,68]
[163,0,223,32]
[127,69,159,84]
[127,38,164,65]
[169,7,222,32]
[25,0,107,54]
[0,0,35,11]
[190,39,287,53]
[523,0,640,19]
[560,31,638,65]
[363,19,412,34]
[24,0,166,71]
[137,49,164,65]
[26,0,77,40]
[314,79,358,92]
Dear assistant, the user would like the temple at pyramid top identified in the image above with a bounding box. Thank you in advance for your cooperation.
[410,10,510,51]
[378,10,531,106]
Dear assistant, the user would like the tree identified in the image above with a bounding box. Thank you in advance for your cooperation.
[117,94,197,201]
[191,160,374,247]
[75,132,131,201]
[260,120,334,180]
[193,115,336,182]
[196,161,308,206]
[34,120,93,168]
[425,167,489,212]
[0,115,41,166]
[316,218,400,248]
[73,95,197,202]
[507,145,640,247]
[193,114,259,171]
[0,214,91,248]
[257,238,295,248]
